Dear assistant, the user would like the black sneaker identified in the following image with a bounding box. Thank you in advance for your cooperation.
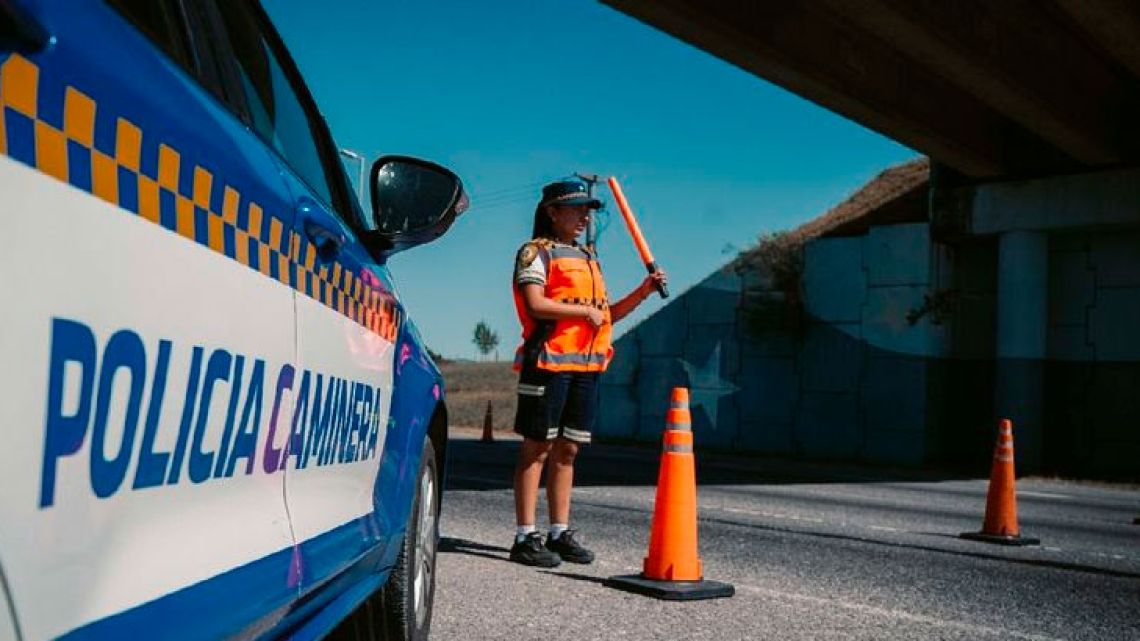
[545,529,595,564]
[510,532,562,567]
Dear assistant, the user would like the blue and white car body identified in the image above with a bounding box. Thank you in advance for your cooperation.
[0,1,459,640]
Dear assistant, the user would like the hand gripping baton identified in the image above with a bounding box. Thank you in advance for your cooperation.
[607,177,669,299]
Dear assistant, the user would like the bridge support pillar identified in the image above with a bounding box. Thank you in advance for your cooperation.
[995,230,1047,473]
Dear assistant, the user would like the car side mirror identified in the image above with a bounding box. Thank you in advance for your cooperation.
[366,155,468,256]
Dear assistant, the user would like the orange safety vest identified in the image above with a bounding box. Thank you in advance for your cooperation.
[512,240,613,373]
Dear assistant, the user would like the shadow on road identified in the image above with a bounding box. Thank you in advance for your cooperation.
[438,537,509,562]
[446,437,978,492]
[541,571,608,585]
[681,512,1140,582]
[437,537,612,586]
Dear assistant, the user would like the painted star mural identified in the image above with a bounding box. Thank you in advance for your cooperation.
[680,341,739,431]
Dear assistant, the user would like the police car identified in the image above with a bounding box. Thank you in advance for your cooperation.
[0,1,464,640]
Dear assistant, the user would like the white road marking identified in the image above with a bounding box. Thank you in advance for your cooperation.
[1018,491,1073,500]
[596,554,1067,641]
[731,582,1068,641]
[521,486,1140,568]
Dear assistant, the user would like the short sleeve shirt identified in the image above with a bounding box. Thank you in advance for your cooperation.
[515,246,547,287]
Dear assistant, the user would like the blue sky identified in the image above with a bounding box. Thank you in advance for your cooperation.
[264,0,917,360]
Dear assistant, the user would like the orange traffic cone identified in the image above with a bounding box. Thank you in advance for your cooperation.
[644,388,702,581]
[480,401,494,443]
[605,388,734,600]
[960,419,1039,546]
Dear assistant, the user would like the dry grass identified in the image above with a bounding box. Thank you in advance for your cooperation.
[793,157,929,239]
[733,157,930,272]
[440,361,517,429]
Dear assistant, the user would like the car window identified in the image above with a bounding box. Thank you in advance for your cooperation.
[212,1,335,207]
[104,0,195,73]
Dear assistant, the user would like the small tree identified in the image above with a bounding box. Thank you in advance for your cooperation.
[472,321,499,361]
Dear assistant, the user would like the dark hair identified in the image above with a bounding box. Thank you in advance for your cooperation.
[531,203,556,240]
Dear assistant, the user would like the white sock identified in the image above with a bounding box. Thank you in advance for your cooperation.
[515,525,536,543]
[549,523,568,540]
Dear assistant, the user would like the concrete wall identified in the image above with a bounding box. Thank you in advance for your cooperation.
[1044,232,1140,478]
[598,222,949,466]
[598,217,1140,479]
[597,266,745,452]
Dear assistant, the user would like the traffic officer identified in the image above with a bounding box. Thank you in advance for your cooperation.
[509,179,667,567]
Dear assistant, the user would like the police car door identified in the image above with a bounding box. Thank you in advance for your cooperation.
[208,3,400,595]
[0,1,299,639]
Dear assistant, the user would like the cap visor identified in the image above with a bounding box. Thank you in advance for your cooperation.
[559,196,602,209]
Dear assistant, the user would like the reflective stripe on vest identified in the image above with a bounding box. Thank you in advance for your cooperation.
[512,240,613,373]
[514,350,608,369]
[536,350,609,367]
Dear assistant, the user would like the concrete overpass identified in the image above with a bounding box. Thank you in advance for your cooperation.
[603,0,1140,180]
[599,1,1140,476]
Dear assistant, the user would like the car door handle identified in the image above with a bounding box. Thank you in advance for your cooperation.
[303,219,345,261]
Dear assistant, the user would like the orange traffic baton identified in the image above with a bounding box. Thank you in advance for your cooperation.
[607,177,669,299]
[606,388,734,600]
[960,419,1040,546]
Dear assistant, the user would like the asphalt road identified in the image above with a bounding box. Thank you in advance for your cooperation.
[432,432,1140,641]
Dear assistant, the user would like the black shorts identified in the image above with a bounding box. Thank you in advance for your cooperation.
[513,367,600,444]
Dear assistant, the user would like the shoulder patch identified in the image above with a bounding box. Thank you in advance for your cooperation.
[516,243,540,270]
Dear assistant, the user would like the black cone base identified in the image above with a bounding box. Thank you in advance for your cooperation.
[605,574,734,601]
[959,531,1040,546]
[1133,517,1139,525]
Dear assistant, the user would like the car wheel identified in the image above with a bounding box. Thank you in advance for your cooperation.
[382,437,439,641]
[323,437,440,641]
